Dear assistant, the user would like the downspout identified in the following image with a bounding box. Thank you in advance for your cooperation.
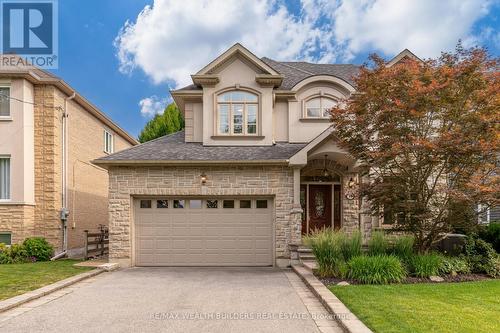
[51,91,76,260]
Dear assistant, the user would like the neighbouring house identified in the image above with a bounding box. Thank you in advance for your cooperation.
[94,44,419,268]
[0,56,137,257]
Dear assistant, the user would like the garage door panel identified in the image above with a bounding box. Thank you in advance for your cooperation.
[135,198,273,266]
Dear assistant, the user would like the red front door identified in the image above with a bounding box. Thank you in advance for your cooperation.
[308,185,332,232]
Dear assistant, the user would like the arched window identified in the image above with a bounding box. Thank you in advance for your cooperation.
[217,91,258,135]
[305,96,336,118]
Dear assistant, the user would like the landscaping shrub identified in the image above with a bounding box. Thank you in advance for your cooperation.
[0,243,12,264]
[368,231,388,256]
[463,236,497,275]
[409,254,443,278]
[309,229,343,277]
[23,237,53,261]
[341,230,362,261]
[439,256,471,275]
[391,235,415,261]
[0,243,30,264]
[348,255,406,284]
[478,222,500,253]
[308,229,362,277]
[486,255,500,278]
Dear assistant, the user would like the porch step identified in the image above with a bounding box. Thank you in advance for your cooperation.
[299,253,316,261]
[297,246,316,264]
[302,261,317,272]
[297,247,313,253]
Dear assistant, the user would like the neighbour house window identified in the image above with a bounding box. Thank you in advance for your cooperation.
[305,96,336,118]
[0,87,10,117]
[0,232,11,245]
[104,130,114,154]
[0,157,10,200]
[216,91,258,135]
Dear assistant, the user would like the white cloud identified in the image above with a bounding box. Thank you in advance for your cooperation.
[331,0,492,60]
[138,96,170,117]
[115,0,493,88]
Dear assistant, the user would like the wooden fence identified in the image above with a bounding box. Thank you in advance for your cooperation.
[84,227,109,260]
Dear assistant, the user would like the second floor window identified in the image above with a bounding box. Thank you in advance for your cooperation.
[217,91,258,135]
[0,87,10,117]
[104,130,114,154]
[305,96,336,118]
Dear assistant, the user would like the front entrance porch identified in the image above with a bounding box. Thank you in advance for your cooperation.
[288,128,370,240]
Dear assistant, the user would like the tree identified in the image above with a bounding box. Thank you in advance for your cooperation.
[329,45,499,252]
[138,102,184,143]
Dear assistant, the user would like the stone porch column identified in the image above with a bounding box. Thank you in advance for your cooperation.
[290,166,303,248]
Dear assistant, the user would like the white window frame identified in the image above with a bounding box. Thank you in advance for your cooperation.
[0,156,11,201]
[304,95,337,119]
[216,90,259,136]
[104,130,114,154]
[0,84,11,119]
[477,204,491,224]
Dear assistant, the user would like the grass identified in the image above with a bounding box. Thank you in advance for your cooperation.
[0,259,93,301]
[329,280,500,333]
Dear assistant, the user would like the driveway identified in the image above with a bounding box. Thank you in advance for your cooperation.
[0,267,341,333]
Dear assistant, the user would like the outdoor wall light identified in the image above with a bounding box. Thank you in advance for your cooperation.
[200,173,207,185]
[348,177,356,188]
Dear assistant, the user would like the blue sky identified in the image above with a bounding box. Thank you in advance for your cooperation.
[51,0,500,138]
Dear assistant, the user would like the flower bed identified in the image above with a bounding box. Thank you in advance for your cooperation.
[306,229,499,285]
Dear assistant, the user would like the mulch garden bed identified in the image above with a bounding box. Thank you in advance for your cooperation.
[318,273,491,286]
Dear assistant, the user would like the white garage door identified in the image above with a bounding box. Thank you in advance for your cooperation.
[134,198,273,266]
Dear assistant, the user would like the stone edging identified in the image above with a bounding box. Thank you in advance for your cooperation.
[292,264,373,333]
[0,268,105,314]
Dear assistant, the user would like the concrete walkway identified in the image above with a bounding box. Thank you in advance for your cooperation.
[0,267,341,333]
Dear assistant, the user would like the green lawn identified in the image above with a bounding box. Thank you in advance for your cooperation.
[329,280,500,333]
[0,260,93,301]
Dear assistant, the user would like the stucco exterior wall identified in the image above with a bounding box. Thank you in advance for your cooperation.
[289,82,349,143]
[107,165,301,267]
[202,57,274,146]
[273,101,288,142]
[0,78,34,204]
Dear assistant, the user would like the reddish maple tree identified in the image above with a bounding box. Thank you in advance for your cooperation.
[330,45,499,251]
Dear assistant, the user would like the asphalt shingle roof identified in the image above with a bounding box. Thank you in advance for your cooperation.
[175,58,359,91]
[96,131,307,162]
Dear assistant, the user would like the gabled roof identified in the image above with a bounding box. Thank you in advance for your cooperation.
[195,43,280,76]
[261,58,359,90]
[386,49,422,67]
[93,131,307,166]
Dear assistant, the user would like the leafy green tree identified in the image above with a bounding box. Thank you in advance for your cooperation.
[138,102,184,143]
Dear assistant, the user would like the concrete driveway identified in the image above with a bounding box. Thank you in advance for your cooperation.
[0,267,341,333]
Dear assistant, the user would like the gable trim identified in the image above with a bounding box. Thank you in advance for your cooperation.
[196,43,280,76]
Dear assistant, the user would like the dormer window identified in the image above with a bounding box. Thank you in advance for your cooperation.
[305,96,337,118]
[217,91,258,135]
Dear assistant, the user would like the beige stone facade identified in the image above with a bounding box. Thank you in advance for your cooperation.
[107,165,302,266]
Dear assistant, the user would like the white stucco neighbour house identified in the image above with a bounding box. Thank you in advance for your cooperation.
[95,44,416,268]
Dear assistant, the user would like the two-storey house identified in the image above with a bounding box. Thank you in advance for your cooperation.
[95,44,417,267]
[0,56,137,257]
